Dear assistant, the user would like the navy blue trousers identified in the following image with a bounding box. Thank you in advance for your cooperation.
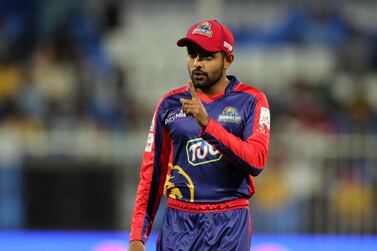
[156,207,252,251]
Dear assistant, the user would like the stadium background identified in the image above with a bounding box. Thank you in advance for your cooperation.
[0,0,376,250]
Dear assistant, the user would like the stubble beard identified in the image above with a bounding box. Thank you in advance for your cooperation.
[189,62,224,91]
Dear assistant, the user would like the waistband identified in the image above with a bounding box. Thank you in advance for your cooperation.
[167,198,249,213]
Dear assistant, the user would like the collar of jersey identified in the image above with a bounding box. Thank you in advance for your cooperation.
[191,75,240,104]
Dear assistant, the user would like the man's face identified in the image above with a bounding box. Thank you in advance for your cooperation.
[186,44,225,90]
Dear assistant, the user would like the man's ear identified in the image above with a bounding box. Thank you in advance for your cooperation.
[224,54,234,70]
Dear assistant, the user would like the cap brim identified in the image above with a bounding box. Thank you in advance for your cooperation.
[176,37,220,53]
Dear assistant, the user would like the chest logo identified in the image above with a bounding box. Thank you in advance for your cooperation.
[217,106,242,123]
[186,138,222,166]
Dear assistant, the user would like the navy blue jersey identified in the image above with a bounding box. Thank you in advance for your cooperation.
[131,75,270,243]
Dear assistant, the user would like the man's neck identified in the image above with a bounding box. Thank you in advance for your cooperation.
[200,75,230,97]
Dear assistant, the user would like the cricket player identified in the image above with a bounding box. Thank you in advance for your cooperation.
[129,20,270,251]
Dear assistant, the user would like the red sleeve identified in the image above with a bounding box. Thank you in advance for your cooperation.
[130,98,171,243]
[201,92,270,176]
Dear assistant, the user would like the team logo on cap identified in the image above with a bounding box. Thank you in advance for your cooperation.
[217,107,242,123]
[192,21,213,37]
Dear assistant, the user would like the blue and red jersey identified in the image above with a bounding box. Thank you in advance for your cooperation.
[130,75,270,243]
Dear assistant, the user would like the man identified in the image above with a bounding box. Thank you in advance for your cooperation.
[129,20,270,251]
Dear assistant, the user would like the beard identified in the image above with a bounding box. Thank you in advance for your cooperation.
[188,62,224,91]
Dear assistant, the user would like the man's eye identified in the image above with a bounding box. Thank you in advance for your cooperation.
[189,52,197,58]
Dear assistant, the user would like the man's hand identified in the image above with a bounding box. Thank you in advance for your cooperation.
[128,240,145,251]
[180,81,210,128]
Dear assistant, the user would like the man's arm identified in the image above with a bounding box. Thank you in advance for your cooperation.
[200,93,270,176]
[129,99,171,246]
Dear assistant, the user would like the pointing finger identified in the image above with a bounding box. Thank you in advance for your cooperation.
[188,81,198,99]
[180,98,191,105]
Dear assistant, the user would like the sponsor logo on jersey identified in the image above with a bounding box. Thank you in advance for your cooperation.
[165,109,187,125]
[164,163,194,202]
[258,107,270,134]
[192,21,213,37]
[186,138,222,166]
[217,106,242,123]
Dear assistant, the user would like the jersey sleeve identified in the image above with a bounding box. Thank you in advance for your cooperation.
[201,92,270,176]
[130,99,171,243]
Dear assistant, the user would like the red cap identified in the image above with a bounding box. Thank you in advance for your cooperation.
[177,20,234,55]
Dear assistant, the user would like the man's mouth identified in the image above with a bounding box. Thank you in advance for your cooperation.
[192,71,206,80]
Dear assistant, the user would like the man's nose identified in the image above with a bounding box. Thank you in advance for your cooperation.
[193,55,203,68]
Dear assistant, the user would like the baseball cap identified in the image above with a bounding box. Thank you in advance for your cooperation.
[177,20,234,55]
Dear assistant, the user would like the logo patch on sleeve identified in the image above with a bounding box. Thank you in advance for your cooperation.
[145,132,154,152]
[258,107,270,133]
[149,114,155,132]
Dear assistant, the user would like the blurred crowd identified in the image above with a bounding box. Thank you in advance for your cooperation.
[237,3,377,234]
[0,0,134,230]
[1,1,376,133]
[0,0,134,133]
[233,3,377,134]
[0,0,376,234]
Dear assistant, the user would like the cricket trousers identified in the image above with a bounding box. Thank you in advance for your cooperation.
[156,198,252,251]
